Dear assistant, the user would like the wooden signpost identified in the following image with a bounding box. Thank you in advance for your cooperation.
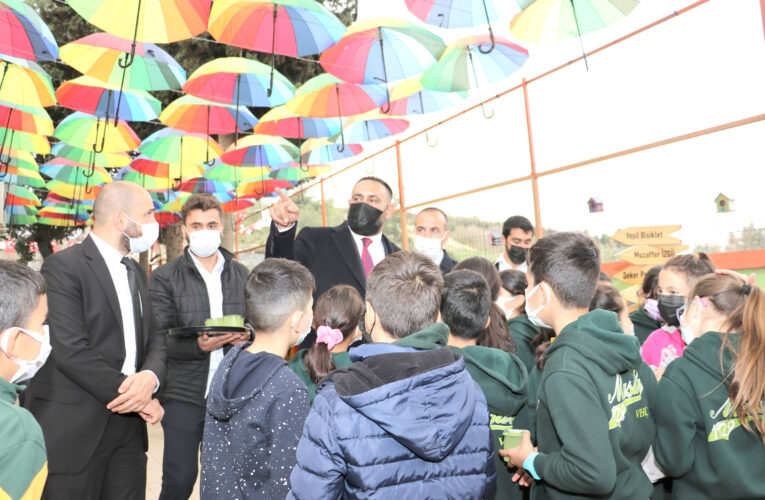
[610,225,682,246]
[616,244,689,266]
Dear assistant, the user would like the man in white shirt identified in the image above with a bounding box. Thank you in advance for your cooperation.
[149,194,249,500]
[25,181,166,500]
[494,215,534,272]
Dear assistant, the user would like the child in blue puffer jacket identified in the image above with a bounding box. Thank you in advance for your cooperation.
[287,251,496,500]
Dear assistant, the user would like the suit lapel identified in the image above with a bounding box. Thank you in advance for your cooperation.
[81,235,124,335]
[331,222,366,290]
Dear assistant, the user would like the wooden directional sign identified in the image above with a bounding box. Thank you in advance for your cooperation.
[611,225,682,246]
[620,285,641,305]
[613,265,653,286]
[616,245,690,266]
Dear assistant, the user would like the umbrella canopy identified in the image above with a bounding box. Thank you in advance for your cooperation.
[0,167,46,188]
[388,77,466,115]
[270,162,330,181]
[184,57,295,108]
[0,126,50,154]
[202,160,269,183]
[221,134,299,167]
[319,18,446,111]
[130,156,205,180]
[404,0,498,28]
[41,158,113,185]
[46,179,103,201]
[56,75,162,123]
[176,176,235,194]
[208,0,345,96]
[4,184,41,206]
[0,0,58,62]
[0,57,56,107]
[60,32,186,91]
[342,112,409,143]
[65,0,211,44]
[51,142,132,168]
[0,100,54,135]
[120,169,178,191]
[54,112,140,153]
[159,94,257,135]
[300,136,363,165]
[236,178,293,198]
[139,128,223,166]
[219,197,255,213]
[159,190,236,213]
[254,105,340,139]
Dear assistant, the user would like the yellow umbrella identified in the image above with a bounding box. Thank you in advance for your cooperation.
[0,58,56,107]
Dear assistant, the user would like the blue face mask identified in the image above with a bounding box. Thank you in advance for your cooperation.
[525,284,553,329]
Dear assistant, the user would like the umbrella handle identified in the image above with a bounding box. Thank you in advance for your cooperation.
[82,163,95,178]
[426,130,438,148]
[267,5,277,98]
[478,0,495,54]
[335,87,345,153]
[84,179,93,195]
[118,0,141,69]
[336,127,346,153]
[467,48,494,120]
[92,117,105,154]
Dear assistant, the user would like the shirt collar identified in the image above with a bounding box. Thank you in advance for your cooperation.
[90,232,127,267]
[348,226,383,245]
[190,250,224,276]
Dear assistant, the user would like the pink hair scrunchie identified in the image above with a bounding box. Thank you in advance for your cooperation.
[316,325,344,351]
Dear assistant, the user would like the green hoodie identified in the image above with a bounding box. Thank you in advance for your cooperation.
[629,306,661,345]
[508,315,538,372]
[654,331,765,499]
[532,309,657,500]
[288,348,353,403]
[391,321,450,349]
[0,378,47,500]
[449,344,531,500]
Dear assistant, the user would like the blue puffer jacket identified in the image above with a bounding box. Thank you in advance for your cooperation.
[287,323,497,500]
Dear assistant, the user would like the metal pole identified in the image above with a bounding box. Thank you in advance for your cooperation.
[395,140,408,250]
[321,178,327,227]
[522,78,543,238]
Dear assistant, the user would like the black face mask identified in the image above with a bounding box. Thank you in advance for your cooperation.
[658,294,685,327]
[347,202,384,236]
[506,245,529,265]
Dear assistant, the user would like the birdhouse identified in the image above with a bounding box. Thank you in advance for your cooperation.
[490,232,502,246]
[715,193,734,213]
[588,197,604,213]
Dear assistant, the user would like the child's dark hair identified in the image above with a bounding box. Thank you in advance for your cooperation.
[532,327,556,370]
[441,270,491,340]
[527,232,601,308]
[305,285,365,384]
[590,283,626,315]
[499,269,527,297]
[453,257,517,354]
[662,253,715,291]
[641,265,662,299]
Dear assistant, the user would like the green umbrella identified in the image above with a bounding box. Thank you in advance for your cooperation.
[50,142,131,168]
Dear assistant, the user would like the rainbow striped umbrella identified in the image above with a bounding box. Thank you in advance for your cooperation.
[342,112,409,144]
[56,75,161,124]
[389,77,466,115]
[0,56,56,107]
[300,136,363,165]
[404,0,499,53]
[0,126,49,155]
[0,0,58,62]
[319,18,446,112]
[0,165,46,188]
[41,158,113,185]
[130,156,205,180]
[208,0,345,97]
[270,162,330,181]
[159,94,257,136]
[254,105,340,139]
[236,178,293,198]
[0,99,54,135]
[120,169,177,191]
[176,177,235,194]
[221,134,299,168]
[202,160,269,184]
[51,142,132,168]
[46,178,103,201]
[4,184,40,206]
[54,112,140,154]
[139,128,223,166]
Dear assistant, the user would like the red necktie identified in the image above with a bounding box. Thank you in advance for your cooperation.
[361,237,374,277]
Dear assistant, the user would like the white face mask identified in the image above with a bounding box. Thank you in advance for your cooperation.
[293,312,313,347]
[1,325,51,384]
[525,284,553,329]
[123,212,159,254]
[496,296,520,318]
[413,235,444,262]
[679,300,700,346]
[188,229,221,258]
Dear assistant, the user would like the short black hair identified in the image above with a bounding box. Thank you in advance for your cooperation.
[0,260,46,331]
[366,251,444,339]
[527,232,601,308]
[417,207,448,230]
[454,256,500,300]
[499,269,527,296]
[441,270,491,340]
[641,265,662,299]
[502,215,534,238]
[356,176,393,202]
[245,258,315,333]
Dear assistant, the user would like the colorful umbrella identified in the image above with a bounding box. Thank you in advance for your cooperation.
[404,0,499,52]
[176,177,235,194]
[159,190,236,213]
[510,0,639,69]
[221,134,299,168]
[4,210,37,226]
[56,75,162,124]
[0,126,50,154]
[139,128,223,167]
[43,192,95,207]
[38,216,90,227]
[208,0,345,96]
[202,160,269,183]
[0,0,58,62]
[51,142,132,168]
[421,34,529,118]
[46,178,103,201]
[60,32,186,91]
[319,18,446,112]
[41,158,113,185]
[342,112,409,144]
[286,73,387,151]
[254,105,340,139]
[0,57,56,107]
[300,136,363,165]
[54,112,140,154]
[389,77,466,115]
[130,156,205,180]
[219,198,255,213]
[0,166,46,188]
[3,184,40,206]
[236,178,293,198]
[0,99,54,135]
[270,162,330,181]
[120,169,177,191]
[159,94,257,136]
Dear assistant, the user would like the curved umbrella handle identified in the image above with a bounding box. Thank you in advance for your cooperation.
[336,127,346,153]
[84,178,93,195]
[480,101,495,119]
[82,163,95,179]
[92,117,105,154]
[335,86,345,153]
[118,0,141,69]
[478,0,495,54]
[426,130,438,148]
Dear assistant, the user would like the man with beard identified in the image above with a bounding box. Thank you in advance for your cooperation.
[494,215,534,272]
[266,176,400,301]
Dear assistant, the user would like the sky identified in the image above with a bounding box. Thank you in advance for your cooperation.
[291,0,765,250]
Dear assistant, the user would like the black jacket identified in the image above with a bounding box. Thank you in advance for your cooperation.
[24,235,166,474]
[266,221,400,300]
[149,247,248,407]
[440,250,458,274]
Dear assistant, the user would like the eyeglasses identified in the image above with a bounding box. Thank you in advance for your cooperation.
[676,297,708,324]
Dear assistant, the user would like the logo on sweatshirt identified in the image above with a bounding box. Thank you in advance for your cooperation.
[708,399,756,442]
[608,370,645,430]
[489,413,515,432]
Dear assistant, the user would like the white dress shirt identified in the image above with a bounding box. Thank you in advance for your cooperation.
[349,227,386,266]
[494,254,528,273]
[190,250,225,397]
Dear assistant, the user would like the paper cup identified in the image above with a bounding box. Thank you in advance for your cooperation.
[502,429,525,461]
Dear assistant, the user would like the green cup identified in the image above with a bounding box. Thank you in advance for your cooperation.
[502,429,526,462]
[222,315,244,328]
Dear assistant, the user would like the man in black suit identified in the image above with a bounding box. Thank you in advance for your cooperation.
[266,176,400,300]
[25,181,166,500]
[413,207,458,275]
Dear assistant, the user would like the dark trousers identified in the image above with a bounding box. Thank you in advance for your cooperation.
[42,412,146,500]
[159,399,206,500]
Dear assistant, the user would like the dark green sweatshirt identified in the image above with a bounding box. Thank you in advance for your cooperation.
[392,321,449,349]
[449,344,531,500]
[508,314,538,372]
[629,307,661,346]
[532,309,657,500]
[288,349,352,403]
[654,331,765,499]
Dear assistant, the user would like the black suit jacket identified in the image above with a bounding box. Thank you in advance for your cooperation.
[440,250,458,275]
[266,221,400,300]
[24,235,166,474]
